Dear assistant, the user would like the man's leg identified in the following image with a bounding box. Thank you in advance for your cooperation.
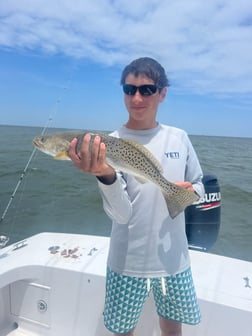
[159,317,182,336]
[104,268,148,335]
[153,269,201,336]
[113,331,134,336]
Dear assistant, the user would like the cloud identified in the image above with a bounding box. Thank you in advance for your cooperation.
[0,0,252,95]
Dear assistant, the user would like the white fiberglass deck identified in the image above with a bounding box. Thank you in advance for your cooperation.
[0,232,251,335]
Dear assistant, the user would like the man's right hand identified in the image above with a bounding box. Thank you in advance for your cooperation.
[68,133,116,184]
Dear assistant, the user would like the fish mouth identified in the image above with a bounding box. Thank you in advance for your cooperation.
[33,137,47,152]
[32,137,41,148]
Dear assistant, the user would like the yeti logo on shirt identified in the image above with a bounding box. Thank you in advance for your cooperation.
[164,152,180,159]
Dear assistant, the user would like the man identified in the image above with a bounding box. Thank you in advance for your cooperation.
[69,57,204,336]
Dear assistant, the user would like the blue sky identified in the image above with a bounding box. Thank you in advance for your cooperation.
[0,0,252,137]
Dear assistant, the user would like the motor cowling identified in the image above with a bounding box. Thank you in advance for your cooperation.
[185,174,221,251]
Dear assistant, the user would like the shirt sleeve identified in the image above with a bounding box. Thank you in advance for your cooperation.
[97,172,132,224]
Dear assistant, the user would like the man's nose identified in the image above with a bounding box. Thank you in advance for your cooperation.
[132,90,143,103]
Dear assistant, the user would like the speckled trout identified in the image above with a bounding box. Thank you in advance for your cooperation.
[33,131,199,218]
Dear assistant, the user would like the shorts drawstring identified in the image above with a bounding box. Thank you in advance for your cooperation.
[146,277,167,296]
[161,277,167,295]
[147,278,151,294]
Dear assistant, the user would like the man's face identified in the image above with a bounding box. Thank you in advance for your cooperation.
[124,73,166,129]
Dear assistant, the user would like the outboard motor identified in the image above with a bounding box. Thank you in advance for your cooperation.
[185,174,221,251]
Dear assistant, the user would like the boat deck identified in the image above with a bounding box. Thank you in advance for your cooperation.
[0,232,251,335]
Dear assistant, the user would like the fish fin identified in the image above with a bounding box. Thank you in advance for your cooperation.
[54,151,70,160]
[123,139,163,173]
[163,187,199,219]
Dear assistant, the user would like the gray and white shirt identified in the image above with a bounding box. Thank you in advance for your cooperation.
[98,123,204,277]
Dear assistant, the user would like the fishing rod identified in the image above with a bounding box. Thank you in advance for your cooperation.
[0,84,69,226]
[0,116,53,224]
[0,61,78,249]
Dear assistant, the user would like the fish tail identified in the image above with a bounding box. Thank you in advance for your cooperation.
[163,186,199,219]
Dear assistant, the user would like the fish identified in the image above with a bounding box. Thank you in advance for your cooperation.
[33,131,199,218]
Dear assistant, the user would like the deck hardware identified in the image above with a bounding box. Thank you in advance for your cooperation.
[0,235,9,248]
[37,299,48,312]
[12,240,27,250]
[243,277,251,288]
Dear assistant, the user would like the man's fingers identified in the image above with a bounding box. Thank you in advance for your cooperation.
[80,133,91,158]
[90,136,101,168]
[98,142,106,164]
[175,181,194,192]
[68,138,79,160]
[69,133,111,176]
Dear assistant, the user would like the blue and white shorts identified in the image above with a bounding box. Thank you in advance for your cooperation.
[103,267,201,334]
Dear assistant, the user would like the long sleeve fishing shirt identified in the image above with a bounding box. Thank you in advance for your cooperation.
[97,123,204,277]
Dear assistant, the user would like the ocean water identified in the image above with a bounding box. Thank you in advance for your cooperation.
[0,125,251,261]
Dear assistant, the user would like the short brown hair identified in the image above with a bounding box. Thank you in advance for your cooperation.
[120,57,169,89]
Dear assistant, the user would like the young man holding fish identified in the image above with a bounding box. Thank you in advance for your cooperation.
[68,58,204,336]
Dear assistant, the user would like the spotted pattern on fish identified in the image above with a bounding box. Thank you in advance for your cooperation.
[33,131,199,218]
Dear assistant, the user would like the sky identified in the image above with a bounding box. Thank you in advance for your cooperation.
[0,0,252,137]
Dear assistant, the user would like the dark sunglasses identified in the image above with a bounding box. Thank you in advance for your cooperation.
[123,84,160,96]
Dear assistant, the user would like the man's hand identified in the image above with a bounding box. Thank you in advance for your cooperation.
[175,181,194,192]
[68,133,116,184]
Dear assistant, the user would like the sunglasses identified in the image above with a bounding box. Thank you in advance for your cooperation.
[123,84,160,96]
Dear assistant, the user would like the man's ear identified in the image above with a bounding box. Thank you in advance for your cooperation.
[159,87,167,102]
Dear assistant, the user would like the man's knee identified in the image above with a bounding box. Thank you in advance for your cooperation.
[159,317,182,336]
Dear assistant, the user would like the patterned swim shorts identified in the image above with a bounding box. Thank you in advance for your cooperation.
[103,267,201,334]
